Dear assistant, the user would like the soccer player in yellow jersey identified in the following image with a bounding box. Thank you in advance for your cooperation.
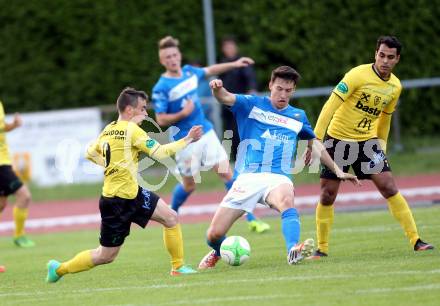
[0,101,35,248]
[46,88,203,282]
[309,36,434,259]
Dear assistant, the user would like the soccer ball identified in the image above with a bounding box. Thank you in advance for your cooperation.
[220,236,251,266]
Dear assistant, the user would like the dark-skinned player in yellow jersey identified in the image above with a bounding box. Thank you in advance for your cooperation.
[308,36,434,259]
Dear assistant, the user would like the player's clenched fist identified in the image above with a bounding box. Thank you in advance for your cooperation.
[209,79,223,90]
[186,125,203,143]
[234,57,254,67]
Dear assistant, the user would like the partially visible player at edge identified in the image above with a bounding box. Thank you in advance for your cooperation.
[0,101,35,248]
[309,36,434,259]
[198,66,359,268]
[152,36,270,233]
[46,88,203,282]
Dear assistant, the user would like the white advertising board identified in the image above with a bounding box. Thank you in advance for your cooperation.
[5,107,103,186]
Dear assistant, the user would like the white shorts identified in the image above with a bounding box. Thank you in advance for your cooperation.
[220,172,293,213]
[175,129,229,177]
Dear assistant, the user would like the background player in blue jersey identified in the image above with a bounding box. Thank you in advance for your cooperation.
[152,36,270,233]
[198,66,359,268]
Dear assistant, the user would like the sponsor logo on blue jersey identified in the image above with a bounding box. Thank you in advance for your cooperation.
[232,95,315,178]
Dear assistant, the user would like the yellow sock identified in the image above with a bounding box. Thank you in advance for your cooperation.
[163,224,184,270]
[57,250,95,276]
[387,192,419,246]
[316,202,334,254]
[13,206,28,238]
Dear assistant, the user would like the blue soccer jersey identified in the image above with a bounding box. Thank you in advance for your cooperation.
[231,94,315,178]
[152,65,213,140]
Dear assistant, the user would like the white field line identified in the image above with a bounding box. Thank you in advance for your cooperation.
[0,214,101,232]
[1,269,440,299]
[0,186,439,232]
[138,283,440,306]
[8,285,440,306]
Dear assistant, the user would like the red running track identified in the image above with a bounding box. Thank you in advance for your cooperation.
[0,174,439,236]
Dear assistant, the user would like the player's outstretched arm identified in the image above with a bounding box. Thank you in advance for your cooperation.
[209,79,236,106]
[149,125,203,159]
[4,113,22,132]
[204,57,255,77]
[311,139,360,186]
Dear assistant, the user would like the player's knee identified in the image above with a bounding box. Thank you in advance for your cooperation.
[380,182,398,199]
[278,194,294,210]
[163,209,178,228]
[101,256,115,264]
[102,252,118,264]
[23,193,31,205]
[207,226,224,242]
[320,187,337,205]
[183,181,196,193]
[16,190,31,207]
[94,249,118,265]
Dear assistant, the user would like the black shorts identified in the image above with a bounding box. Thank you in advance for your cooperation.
[0,165,23,196]
[320,136,391,180]
[99,187,159,247]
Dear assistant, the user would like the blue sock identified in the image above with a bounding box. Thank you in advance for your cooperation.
[246,213,257,222]
[171,184,192,212]
[207,236,226,256]
[281,208,301,252]
[224,179,234,191]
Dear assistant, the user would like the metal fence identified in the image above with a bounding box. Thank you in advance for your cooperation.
[258,77,440,152]
[101,77,440,151]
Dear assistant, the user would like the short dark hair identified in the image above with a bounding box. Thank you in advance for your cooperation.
[376,36,402,55]
[158,36,179,50]
[117,87,148,112]
[221,35,237,45]
[270,66,301,84]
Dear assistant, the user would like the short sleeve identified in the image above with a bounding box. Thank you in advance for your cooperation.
[231,94,256,117]
[298,112,316,140]
[151,86,168,114]
[185,65,206,81]
[332,68,363,101]
[130,124,160,155]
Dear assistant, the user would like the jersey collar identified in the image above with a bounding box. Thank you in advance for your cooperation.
[371,64,391,82]
[268,97,289,112]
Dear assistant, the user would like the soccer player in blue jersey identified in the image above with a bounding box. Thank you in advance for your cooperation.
[152,36,270,233]
[198,66,359,268]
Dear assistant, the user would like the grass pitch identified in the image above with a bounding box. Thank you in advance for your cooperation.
[1,207,439,306]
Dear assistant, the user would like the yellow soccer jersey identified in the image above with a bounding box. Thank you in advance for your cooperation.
[86,120,186,199]
[324,64,402,141]
[0,102,12,165]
